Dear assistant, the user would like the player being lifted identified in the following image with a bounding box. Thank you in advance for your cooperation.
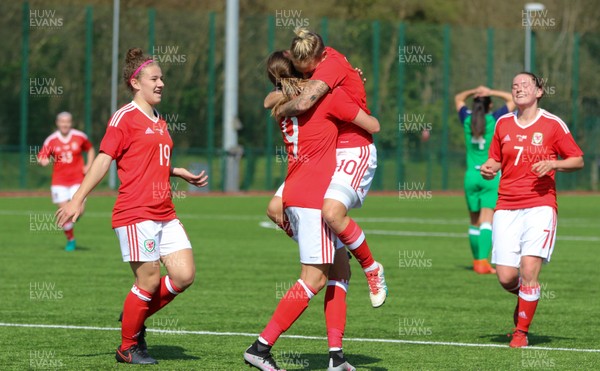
[454,86,514,274]
[265,27,387,308]
[480,72,583,347]
[56,48,208,364]
[244,51,380,371]
[37,112,95,251]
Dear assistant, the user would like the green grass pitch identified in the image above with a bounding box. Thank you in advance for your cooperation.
[0,193,599,370]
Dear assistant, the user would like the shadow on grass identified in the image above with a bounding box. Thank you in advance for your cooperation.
[278,353,384,370]
[62,245,91,251]
[148,344,201,361]
[482,332,574,346]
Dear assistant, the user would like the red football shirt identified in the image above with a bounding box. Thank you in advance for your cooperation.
[99,102,176,228]
[489,109,583,210]
[282,88,360,209]
[38,129,92,186]
[311,46,373,148]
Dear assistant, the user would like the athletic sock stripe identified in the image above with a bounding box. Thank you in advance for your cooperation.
[327,280,349,292]
[346,230,365,250]
[131,285,152,302]
[297,279,315,299]
[480,222,492,231]
[164,276,180,295]
[353,145,371,190]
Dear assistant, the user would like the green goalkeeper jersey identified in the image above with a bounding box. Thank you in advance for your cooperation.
[463,113,497,169]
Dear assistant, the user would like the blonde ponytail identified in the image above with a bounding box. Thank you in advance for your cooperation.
[290,27,324,62]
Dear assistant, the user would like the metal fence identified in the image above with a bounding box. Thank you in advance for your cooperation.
[2,2,598,191]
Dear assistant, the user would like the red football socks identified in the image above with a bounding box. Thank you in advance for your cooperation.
[338,219,375,270]
[260,279,316,346]
[146,275,182,319]
[324,281,348,350]
[516,284,540,333]
[63,222,74,241]
[121,285,152,350]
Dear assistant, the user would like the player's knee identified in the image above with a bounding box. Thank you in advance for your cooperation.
[138,275,161,294]
[303,273,328,293]
[322,202,343,227]
[497,275,519,291]
[172,269,195,291]
[313,276,327,292]
[519,270,539,285]
[179,272,195,291]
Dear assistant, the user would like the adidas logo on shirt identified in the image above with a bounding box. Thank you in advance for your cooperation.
[145,127,155,135]
[502,134,511,142]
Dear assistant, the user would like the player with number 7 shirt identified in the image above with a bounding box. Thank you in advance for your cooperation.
[480,72,583,348]
[56,48,208,365]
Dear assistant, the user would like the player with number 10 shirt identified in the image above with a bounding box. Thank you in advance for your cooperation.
[269,28,387,309]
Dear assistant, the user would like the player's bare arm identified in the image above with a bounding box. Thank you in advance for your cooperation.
[264,91,283,109]
[83,147,96,174]
[531,156,584,177]
[171,168,209,188]
[480,158,501,180]
[488,89,516,111]
[275,80,329,117]
[454,87,479,111]
[352,109,380,134]
[56,152,113,226]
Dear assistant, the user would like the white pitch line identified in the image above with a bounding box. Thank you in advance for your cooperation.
[1,209,597,241]
[0,322,599,354]
[362,229,600,242]
[258,222,600,242]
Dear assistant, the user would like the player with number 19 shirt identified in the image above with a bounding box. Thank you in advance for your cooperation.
[56,48,208,365]
[100,102,175,228]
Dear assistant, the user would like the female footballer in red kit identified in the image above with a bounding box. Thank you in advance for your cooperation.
[265,28,387,309]
[244,51,379,371]
[56,48,207,364]
[480,72,583,348]
[37,111,95,251]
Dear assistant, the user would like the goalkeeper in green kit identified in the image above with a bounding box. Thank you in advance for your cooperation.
[455,86,514,274]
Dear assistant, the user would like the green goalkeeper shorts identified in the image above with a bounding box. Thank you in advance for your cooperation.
[464,168,499,212]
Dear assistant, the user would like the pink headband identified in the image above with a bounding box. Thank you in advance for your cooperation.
[129,59,154,82]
